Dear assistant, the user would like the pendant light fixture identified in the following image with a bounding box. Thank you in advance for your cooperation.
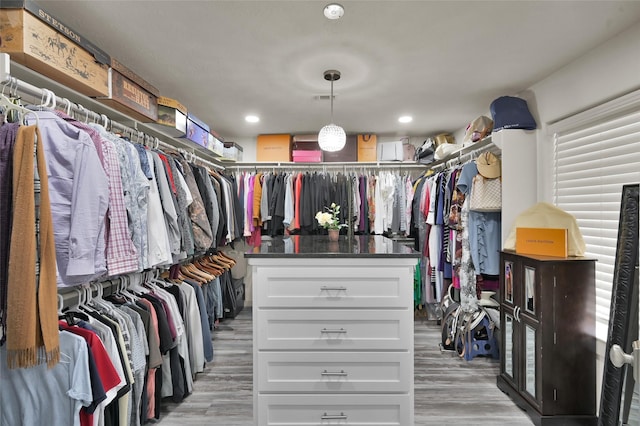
[318,69,346,152]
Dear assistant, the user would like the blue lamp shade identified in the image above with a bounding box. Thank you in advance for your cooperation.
[318,123,346,152]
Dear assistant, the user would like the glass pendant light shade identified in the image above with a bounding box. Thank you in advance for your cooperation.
[318,123,346,152]
[318,69,346,152]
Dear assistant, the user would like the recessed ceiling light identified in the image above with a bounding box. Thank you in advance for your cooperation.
[398,116,413,123]
[323,3,344,20]
[245,115,260,123]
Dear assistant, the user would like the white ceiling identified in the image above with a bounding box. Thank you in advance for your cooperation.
[36,0,640,142]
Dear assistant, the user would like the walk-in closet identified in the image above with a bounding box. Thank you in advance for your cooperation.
[2,2,640,425]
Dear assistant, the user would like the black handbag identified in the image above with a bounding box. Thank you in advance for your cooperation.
[415,138,435,161]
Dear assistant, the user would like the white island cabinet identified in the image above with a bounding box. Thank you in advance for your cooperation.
[246,235,420,426]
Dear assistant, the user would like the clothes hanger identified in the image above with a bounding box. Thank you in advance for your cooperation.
[195,258,223,277]
[101,114,110,131]
[191,262,217,280]
[146,269,172,289]
[62,98,72,116]
[217,251,237,265]
[117,276,139,302]
[102,280,126,305]
[60,287,91,325]
[46,89,56,110]
[74,103,90,124]
[0,89,39,126]
[181,262,213,282]
[129,272,153,294]
[57,294,65,317]
[179,265,207,283]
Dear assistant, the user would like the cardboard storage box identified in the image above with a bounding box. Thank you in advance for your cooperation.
[96,64,158,122]
[207,132,224,156]
[150,96,188,137]
[292,134,321,151]
[0,4,110,96]
[358,134,377,162]
[182,113,209,148]
[292,150,322,163]
[323,135,357,162]
[257,134,291,162]
[222,141,243,162]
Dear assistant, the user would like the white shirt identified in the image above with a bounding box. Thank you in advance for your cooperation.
[145,151,173,268]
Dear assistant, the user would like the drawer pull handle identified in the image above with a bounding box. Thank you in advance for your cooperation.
[321,369,348,377]
[321,328,347,334]
[321,412,347,420]
[320,286,347,291]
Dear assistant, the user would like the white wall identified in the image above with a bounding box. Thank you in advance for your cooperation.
[525,21,640,410]
[530,22,640,203]
[232,136,257,162]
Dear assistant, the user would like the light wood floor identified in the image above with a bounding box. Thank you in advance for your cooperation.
[158,308,534,425]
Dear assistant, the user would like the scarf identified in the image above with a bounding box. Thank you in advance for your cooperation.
[6,124,59,368]
[0,122,19,344]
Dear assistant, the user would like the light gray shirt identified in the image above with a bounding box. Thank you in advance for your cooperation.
[0,331,92,426]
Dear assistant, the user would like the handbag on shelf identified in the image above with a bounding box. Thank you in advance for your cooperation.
[414,138,435,164]
[469,174,502,212]
[403,143,416,161]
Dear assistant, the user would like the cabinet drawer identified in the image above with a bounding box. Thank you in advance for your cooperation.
[256,309,412,351]
[258,351,411,393]
[254,266,413,308]
[257,394,410,426]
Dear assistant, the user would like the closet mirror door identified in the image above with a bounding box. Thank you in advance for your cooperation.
[505,261,514,304]
[620,267,639,426]
[599,184,639,426]
[524,266,535,315]
[523,324,537,399]
[504,313,515,381]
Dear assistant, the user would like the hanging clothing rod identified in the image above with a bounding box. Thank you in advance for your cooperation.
[0,53,224,171]
[428,137,500,173]
[228,161,427,170]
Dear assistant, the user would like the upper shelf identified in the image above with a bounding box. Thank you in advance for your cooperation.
[223,137,499,171]
[2,56,225,167]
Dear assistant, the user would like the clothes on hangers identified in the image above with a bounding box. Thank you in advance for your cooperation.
[1,88,246,425]
[26,111,109,287]
[410,150,502,315]
[232,169,417,238]
[22,108,243,286]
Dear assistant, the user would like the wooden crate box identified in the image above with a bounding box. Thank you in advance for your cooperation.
[0,8,109,97]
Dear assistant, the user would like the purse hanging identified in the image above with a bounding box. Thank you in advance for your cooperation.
[469,174,502,212]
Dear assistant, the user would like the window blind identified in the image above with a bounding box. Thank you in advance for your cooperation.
[553,106,640,340]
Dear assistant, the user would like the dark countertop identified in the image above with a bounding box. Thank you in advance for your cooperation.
[244,235,420,258]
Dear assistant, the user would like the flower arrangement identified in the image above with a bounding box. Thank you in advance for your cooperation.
[315,203,348,230]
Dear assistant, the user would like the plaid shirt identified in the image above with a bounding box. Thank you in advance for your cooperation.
[90,124,151,271]
[101,138,140,275]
